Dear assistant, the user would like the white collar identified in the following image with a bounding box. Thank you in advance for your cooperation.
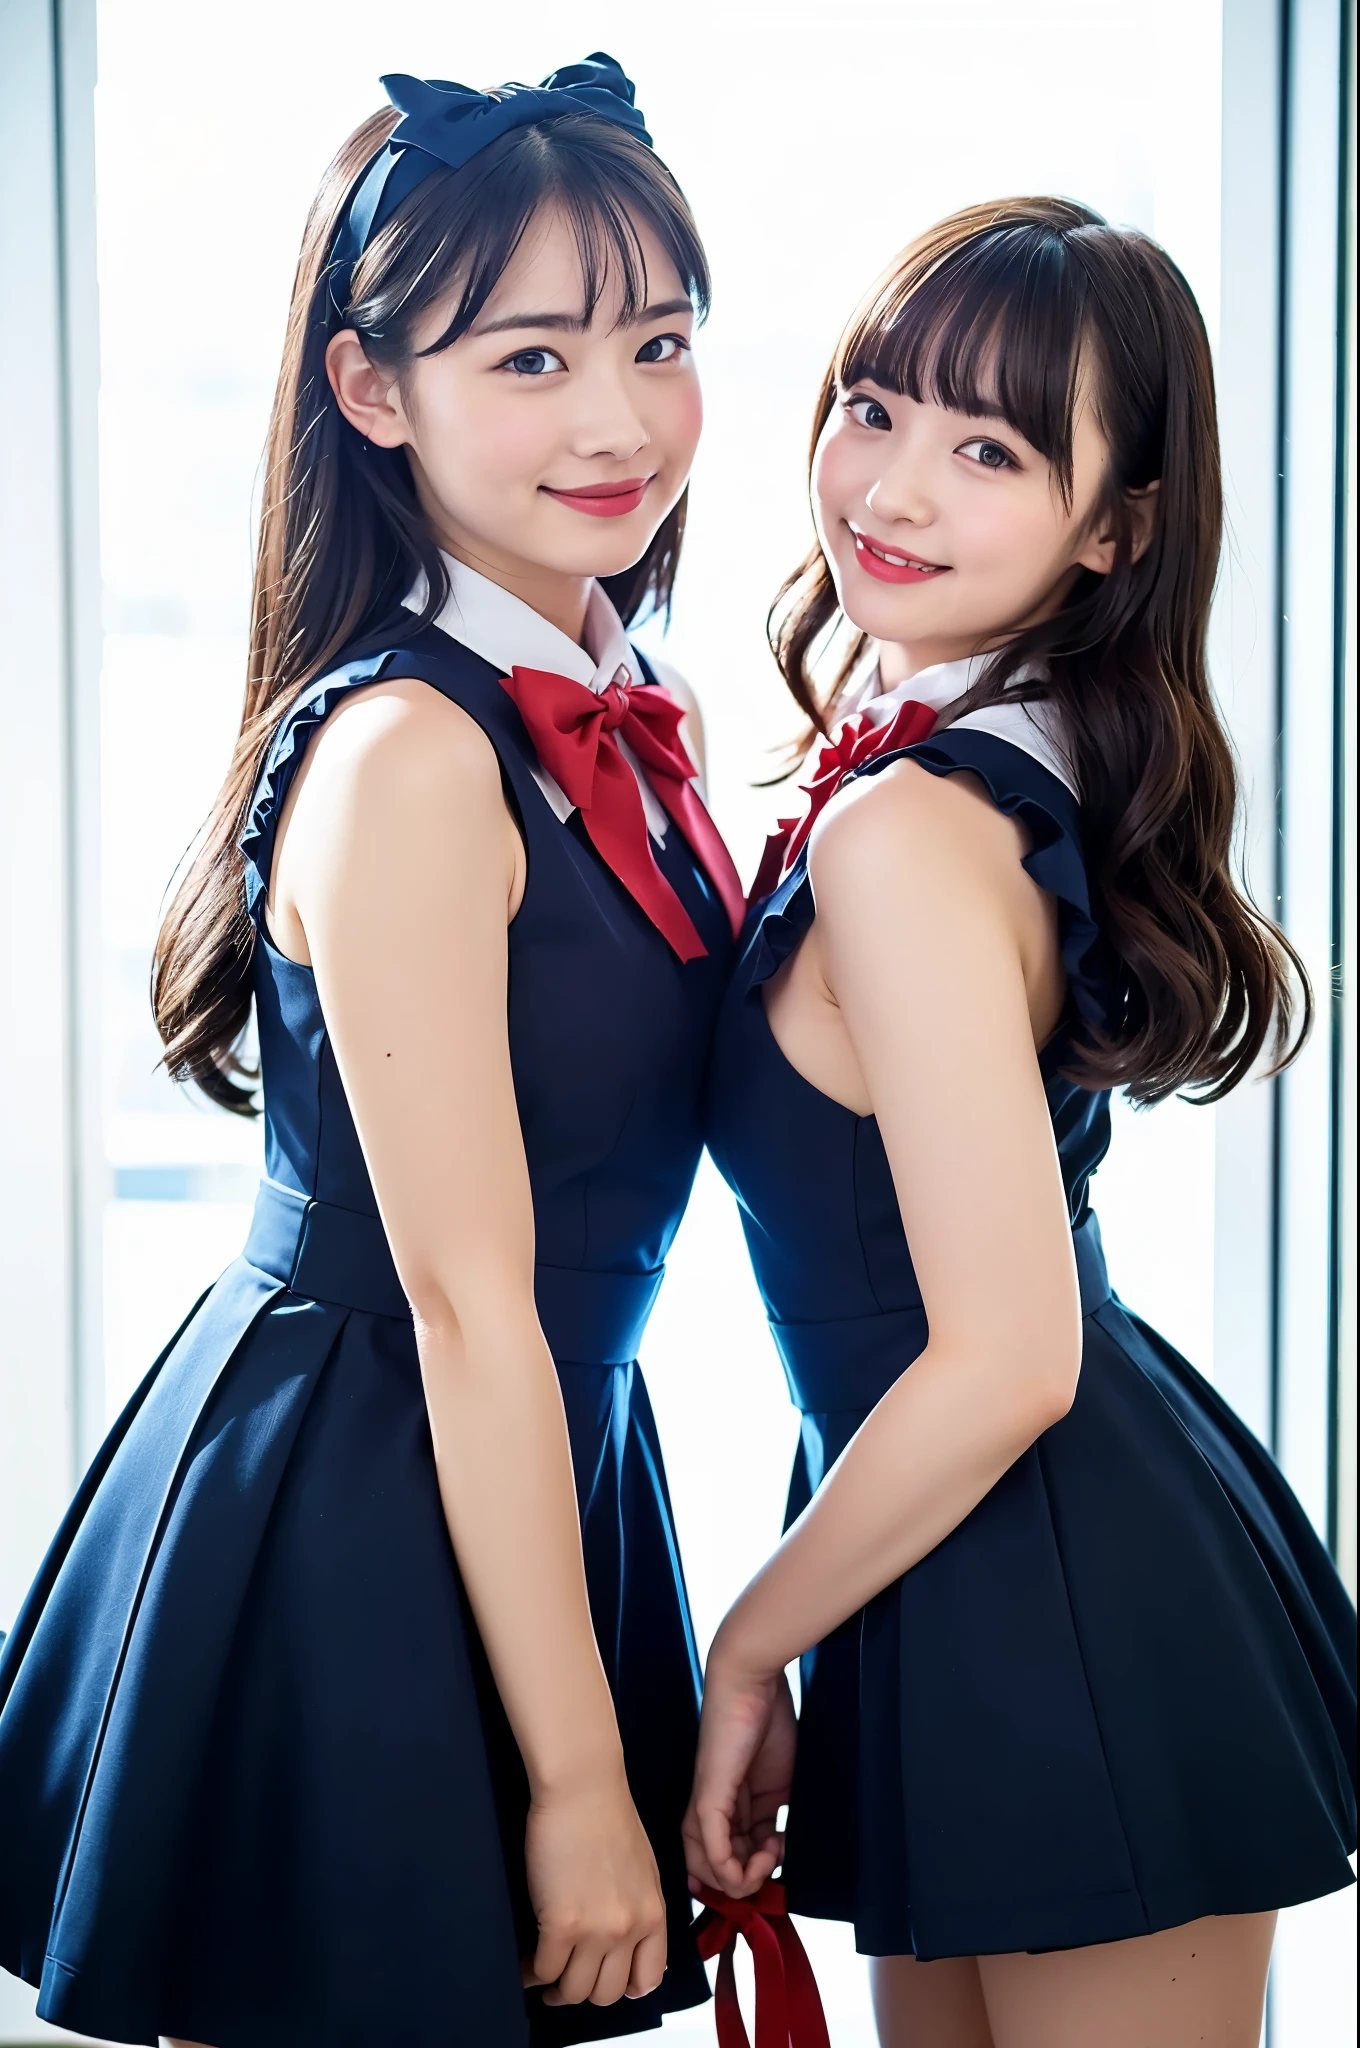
[841,647,1077,798]
[405,553,668,838]
[409,552,643,698]
[844,649,987,727]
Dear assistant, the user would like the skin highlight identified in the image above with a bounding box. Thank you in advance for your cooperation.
[682,381,1271,2047]
[326,205,702,642]
[243,203,705,2025]
[812,372,1153,683]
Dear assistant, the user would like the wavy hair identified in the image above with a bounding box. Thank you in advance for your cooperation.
[769,197,1308,1105]
[154,106,710,1112]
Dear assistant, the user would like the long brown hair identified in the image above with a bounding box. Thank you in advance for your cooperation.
[770,196,1309,1105]
[154,106,710,1113]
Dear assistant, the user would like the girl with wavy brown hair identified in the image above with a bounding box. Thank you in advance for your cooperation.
[690,199,1356,2046]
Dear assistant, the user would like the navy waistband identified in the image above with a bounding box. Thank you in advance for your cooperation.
[244,1178,664,1365]
[770,1211,1112,1415]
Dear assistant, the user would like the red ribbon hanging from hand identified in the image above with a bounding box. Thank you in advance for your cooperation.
[747,697,940,907]
[501,665,745,959]
[693,1882,830,2048]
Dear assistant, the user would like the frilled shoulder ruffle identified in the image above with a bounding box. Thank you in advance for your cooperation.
[239,650,410,926]
[743,727,1114,1035]
[745,862,817,992]
[858,728,1113,1032]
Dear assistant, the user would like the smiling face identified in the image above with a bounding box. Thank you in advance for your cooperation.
[812,372,1119,681]
[330,202,703,629]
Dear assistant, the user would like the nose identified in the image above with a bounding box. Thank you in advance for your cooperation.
[864,438,933,527]
[569,357,650,465]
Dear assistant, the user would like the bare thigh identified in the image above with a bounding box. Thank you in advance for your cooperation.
[977,1912,1276,2048]
[870,1954,995,2048]
[162,2038,219,2046]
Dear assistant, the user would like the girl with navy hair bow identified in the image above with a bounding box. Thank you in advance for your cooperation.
[693,199,1356,2047]
[0,56,743,2048]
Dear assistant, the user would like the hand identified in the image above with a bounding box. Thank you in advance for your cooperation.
[522,1764,667,2007]
[683,1638,797,1898]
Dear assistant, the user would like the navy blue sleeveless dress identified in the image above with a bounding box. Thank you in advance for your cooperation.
[705,726,1357,1961]
[0,622,729,2045]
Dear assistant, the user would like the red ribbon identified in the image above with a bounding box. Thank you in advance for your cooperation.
[748,697,940,906]
[501,665,745,961]
[693,1882,830,2048]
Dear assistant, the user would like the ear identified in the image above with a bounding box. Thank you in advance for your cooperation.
[1074,480,1161,576]
[325,329,413,449]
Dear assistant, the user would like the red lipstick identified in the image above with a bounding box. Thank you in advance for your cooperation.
[541,476,653,518]
[849,524,949,585]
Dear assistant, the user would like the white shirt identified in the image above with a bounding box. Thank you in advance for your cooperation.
[405,552,672,841]
[840,649,1077,797]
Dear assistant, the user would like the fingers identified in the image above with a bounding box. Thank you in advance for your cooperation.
[687,1781,785,1907]
[686,1669,791,1896]
[525,1925,574,1991]
[541,1938,610,2007]
[626,1926,667,2000]
[536,1921,667,2009]
[688,1815,781,1901]
[584,1941,634,2010]
[739,1833,784,1893]
[682,1804,723,1892]
[689,1756,742,1887]
[700,1795,757,1895]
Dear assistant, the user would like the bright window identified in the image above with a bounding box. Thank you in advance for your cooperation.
[86,5,1350,2042]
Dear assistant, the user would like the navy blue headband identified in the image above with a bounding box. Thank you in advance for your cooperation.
[329,52,652,314]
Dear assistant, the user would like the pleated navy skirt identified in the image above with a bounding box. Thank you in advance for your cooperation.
[707,725,1358,1959]
[0,622,734,2043]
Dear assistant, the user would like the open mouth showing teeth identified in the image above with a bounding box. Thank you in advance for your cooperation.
[860,537,945,571]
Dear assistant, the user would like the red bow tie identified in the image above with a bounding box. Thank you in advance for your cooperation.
[500,665,745,960]
[692,1881,830,2048]
[748,697,939,907]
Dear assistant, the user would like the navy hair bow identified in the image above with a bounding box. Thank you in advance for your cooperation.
[330,53,651,311]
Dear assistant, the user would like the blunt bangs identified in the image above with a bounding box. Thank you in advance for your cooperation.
[353,114,711,359]
[838,219,1099,503]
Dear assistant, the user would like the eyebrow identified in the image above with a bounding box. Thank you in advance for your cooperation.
[473,295,694,337]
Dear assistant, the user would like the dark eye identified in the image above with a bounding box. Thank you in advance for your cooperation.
[503,347,566,377]
[636,333,689,365]
[957,437,1015,470]
[847,394,893,431]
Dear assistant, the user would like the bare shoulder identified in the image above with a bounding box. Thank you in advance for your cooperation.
[808,756,1027,910]
[298,674,503,817]
[270,676,515,961]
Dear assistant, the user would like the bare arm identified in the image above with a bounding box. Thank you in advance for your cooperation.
[686,762,1082,1891]
[273,679,664,2003]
